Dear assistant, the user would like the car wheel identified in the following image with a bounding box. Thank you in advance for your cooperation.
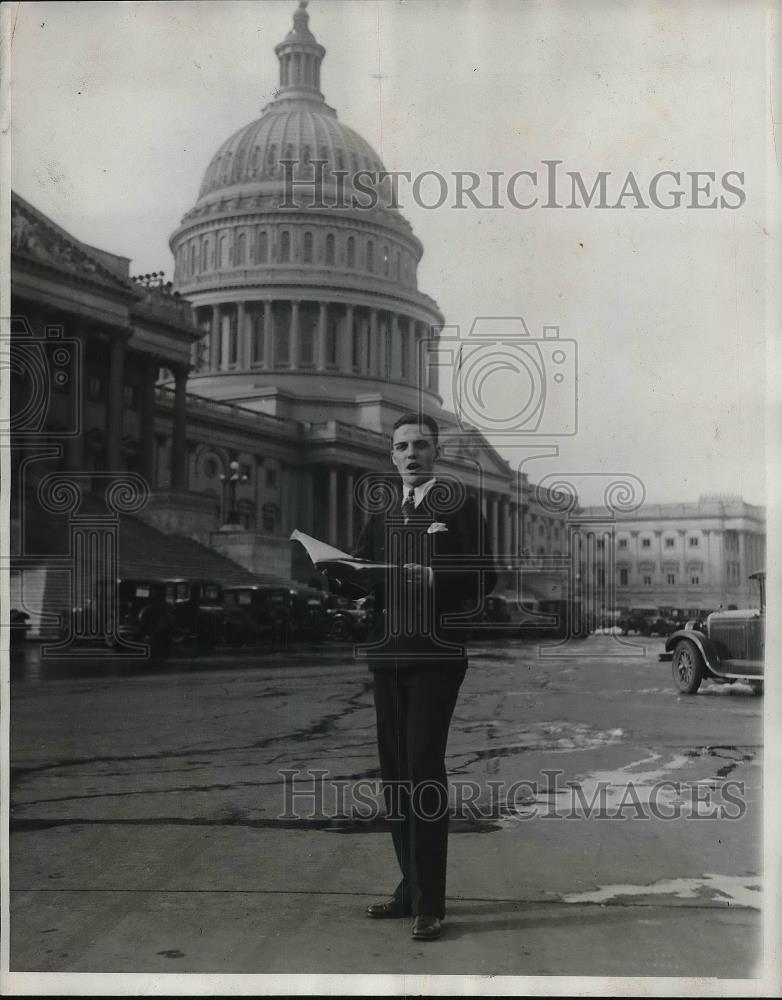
[672,641,704,695]
[749,681,764,697]
[330,616,351,640]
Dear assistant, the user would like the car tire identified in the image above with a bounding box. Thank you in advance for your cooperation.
[749,681,764,697]
[672,641,704,695]
[330,616,352,641]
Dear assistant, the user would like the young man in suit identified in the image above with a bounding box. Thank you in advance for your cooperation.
[353,412,496,940]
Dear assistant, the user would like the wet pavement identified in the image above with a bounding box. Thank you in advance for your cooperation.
[9,634,763,979]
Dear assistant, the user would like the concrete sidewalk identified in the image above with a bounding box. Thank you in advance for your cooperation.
[11,817,760,977]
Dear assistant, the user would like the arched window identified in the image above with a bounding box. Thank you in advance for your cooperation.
[280,230,291,263]
[303,231,313,263]
[346,236,355,268]
[396,250,401,280]
[222,153,233,183]
[250,147,259,173]
[257,229,268,263]
[267,144,277,174]
[337,150,345,172]
[301,145,311,166]
[382,245,389,275]
[219,234,229,269]
[189,243,196,275]
[366,240,374,272]
[325,233,335,265]
[236,233,247,266]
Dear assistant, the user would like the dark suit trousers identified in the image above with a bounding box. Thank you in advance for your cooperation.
[372,662,467,919]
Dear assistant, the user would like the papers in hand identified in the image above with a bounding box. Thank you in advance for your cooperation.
[290,529,392,598]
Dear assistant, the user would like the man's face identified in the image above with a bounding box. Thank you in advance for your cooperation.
[391,423,440,487]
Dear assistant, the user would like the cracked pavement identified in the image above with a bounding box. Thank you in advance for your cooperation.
[9,634,762,978]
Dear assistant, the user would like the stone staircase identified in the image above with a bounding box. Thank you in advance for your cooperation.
[10,491,288,638]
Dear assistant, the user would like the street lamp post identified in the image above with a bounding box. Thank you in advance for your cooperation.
[220,460,248,526]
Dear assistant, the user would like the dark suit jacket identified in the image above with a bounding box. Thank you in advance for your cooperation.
[353,482,497,667]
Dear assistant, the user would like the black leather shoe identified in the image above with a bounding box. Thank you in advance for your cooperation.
[411,915,442,940]
[366,898,411,919]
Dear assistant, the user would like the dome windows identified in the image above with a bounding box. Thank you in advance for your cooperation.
[219,233,230,269]
[280,230,291,263]
[366,240,374,272]
[267,144,277,175]
[346,236,355,268]
[236,232,247,266]
[256,229,268,264]
[325,233,335,265]
[303,231,313,263]
[382,245,389,276]
[201,237,210,272]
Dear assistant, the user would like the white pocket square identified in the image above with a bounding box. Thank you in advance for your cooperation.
[427,522,448,534]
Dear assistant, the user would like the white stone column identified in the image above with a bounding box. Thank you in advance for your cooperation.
[390,313,401,379]
[328,466,339,546]
[489,493,499,555]
[106,335,126,471]
[346,468,355,550]
[236,301,247,369]
[342,305,354,372]
[290,300,300,369]
[369,308,378,377]
[317,301,329,370]
[264,301,273,368]
[210,305,220,370]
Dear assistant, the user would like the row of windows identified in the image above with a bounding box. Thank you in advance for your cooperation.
[617,569,701,586]
[611,535,702,550]
[178,229,415,282]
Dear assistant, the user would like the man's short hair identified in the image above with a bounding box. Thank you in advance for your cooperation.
[392,412,439,446]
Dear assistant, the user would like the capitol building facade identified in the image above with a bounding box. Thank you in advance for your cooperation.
[10,2,764,631]
[161,0,527,578]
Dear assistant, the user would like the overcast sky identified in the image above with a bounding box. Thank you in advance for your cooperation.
[9,0,769,506]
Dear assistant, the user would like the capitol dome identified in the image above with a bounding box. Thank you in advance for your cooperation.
[197,104,388,203]
[170,0,444,428]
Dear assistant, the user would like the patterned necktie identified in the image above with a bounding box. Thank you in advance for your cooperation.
[402,487,416,524]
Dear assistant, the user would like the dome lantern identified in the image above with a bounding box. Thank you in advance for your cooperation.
[274,1,326,102]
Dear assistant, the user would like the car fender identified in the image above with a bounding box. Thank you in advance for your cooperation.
[665,630,722,676]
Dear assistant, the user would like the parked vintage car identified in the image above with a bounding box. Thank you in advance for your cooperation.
[289,585,331,640]
[60,576,226,655]
[221,584,290,645]
[665,570,765,695]
[619,606,674,636]
[160,577,225,649]
[325,595,374,640]
[115,578,174,654]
